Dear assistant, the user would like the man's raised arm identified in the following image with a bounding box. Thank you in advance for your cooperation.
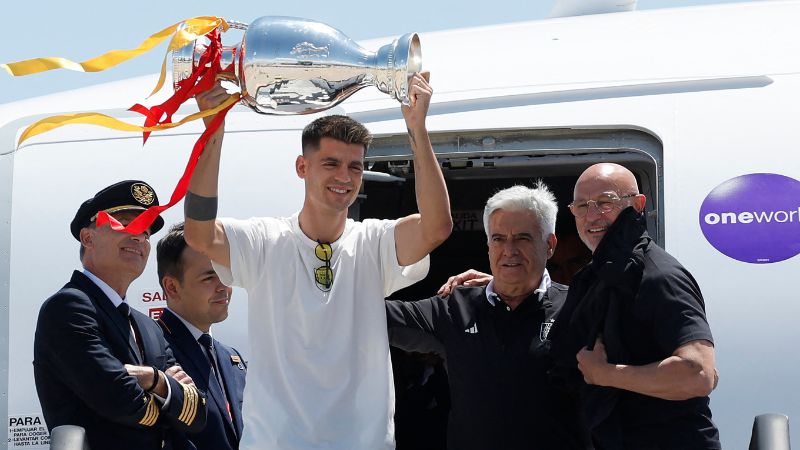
[184,83,232,268]
[394,72,453,266]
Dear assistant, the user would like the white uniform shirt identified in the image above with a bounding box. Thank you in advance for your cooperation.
[212,213,429,450]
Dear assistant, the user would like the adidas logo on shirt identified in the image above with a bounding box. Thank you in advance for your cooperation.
[464,324,478,334]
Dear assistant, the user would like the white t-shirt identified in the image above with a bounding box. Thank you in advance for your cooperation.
[212,213,429,450]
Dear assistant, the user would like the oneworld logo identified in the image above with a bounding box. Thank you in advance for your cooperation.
[703,208,800,226]
[700,173,800,264]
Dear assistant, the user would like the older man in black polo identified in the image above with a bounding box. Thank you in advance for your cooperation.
[386,184,591,450]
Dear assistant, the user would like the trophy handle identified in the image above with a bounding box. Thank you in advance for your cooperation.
[226,20,249,31]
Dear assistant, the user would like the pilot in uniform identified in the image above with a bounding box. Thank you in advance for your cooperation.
[33,180,207,450]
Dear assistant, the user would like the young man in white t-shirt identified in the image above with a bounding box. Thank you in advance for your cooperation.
[184,72,452,450]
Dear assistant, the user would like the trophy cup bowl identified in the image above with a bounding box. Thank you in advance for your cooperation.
[172,16,422,115]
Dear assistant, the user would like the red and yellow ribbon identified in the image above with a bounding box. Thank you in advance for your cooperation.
[96,92,236,236]
[17,95,238,145]
[2,16,228,96]
[3,16,242,235]
[4,16,233,147]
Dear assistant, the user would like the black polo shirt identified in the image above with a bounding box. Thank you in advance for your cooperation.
[387,282,591,450]
[570,255,720,449]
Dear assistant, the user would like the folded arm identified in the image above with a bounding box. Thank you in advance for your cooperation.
[577,338,718,401]
[39,296,185,428]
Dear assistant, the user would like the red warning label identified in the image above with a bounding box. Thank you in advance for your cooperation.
[149,307,165,320]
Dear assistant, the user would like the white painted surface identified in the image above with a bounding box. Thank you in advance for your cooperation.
[2,2,799,447]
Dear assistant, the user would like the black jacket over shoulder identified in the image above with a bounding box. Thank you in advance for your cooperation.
[549,208,721,450]
[387,283,592,450]
[158,308,247,450]
[33,271,207,450]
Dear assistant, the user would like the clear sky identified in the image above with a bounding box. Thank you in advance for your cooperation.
[1,0,758,104]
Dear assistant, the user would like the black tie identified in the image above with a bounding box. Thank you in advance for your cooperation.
[198,333,233,424]
[117,302,143,362]
[198,333,216,368]
[117,302,130,318]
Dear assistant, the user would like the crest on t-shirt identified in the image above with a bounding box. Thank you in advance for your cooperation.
[540,319,555,341]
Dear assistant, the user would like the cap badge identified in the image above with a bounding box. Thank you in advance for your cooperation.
[131,183,155,206]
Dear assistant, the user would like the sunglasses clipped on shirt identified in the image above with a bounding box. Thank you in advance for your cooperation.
[314,241,334,292]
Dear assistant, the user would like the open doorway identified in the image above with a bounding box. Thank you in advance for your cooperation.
[357,127,662,299]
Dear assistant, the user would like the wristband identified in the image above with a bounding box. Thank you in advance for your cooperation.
[146,366,160,392]
[185,191,218,221]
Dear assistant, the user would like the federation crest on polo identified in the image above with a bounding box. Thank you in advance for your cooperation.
[540,319,554,342]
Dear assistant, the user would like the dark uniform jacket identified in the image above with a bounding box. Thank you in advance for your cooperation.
[33,271,207,450]
[386,283,591,450]
[158,309,247,450]
[549,208,721,450]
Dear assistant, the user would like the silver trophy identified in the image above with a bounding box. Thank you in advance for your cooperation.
[172,16,421,114]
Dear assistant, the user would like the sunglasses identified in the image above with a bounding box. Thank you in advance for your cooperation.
[314,241,334,292]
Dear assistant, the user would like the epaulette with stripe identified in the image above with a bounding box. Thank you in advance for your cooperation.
[138,394,160,427]
[178,383,203,427]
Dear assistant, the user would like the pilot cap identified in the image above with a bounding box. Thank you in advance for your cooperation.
[70,180,165,240]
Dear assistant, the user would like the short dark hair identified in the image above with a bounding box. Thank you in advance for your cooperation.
[301,115,372,155]
[156,222,189,291]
